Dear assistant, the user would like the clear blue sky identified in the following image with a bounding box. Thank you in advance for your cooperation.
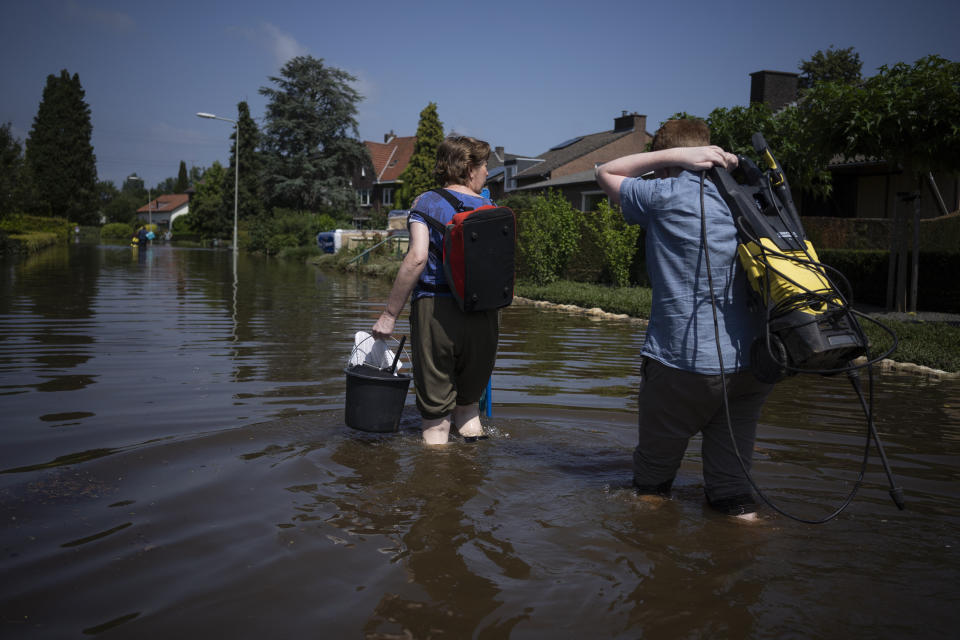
[2,0,957,190]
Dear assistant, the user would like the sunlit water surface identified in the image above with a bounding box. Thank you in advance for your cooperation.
[1,243,957,638]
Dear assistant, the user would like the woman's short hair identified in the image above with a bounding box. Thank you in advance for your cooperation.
[435,135,490,186]
[651,119,711,151]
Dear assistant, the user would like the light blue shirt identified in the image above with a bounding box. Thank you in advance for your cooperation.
[620,170,760,374]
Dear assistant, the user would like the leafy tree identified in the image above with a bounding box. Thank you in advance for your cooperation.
[99,179,142,224]
[222,101,266,222]
[706,104,833,197]
[175,161,189,193]
[23,69,99,224]
[1,122,23,216]
[259,56,369,211]
[155,176,177,194]
[818,55,960,174]
[799,46,862,90]
[396,102,444,208]
[185,162,229,240]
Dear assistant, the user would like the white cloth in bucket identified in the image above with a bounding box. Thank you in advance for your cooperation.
[349,331,404,374]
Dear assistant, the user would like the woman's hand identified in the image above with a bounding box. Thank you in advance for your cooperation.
[372,312,395,341]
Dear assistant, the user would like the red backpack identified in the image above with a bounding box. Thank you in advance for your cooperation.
[412,189,516,312]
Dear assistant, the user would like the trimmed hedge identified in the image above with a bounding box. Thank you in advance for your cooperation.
[819,249,960,313]
[0,214,73,241]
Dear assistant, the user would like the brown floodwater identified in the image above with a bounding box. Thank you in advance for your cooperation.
[1,243,957,638]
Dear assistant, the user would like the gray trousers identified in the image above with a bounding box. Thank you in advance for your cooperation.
[634,357,774,502]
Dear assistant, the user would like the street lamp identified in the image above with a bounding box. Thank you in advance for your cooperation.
[196,111,239,253]
[126,174,152,227]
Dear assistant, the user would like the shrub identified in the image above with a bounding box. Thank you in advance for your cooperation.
[516,190,581,285]
[245,209,349,255]
[101,222,134,240]
[583,200,643,287]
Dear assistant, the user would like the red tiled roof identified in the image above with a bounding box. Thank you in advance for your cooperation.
[365,136,416,183]
[137,193,189,213]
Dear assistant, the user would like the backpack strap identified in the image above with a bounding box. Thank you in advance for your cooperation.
[430,188,470,213]
[407,209,445,261]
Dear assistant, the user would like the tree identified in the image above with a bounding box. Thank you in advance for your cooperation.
[396,102,444,208]
[97,180,133,224]
[817,55,960,174]
[259,56,369,211]
[175,161,189,193]
[23,69,99,224]
[798,46,862,90]
[706,103,833,197]
[186,162,230,240]
[221,101,266,222]
[0,122,23,216]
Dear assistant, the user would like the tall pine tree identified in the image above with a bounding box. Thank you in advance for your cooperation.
[24,70,99,223]
[396,103,444,208]
[175,161,189,193]
[259,56,368,212]
[0,122,23,216]
[221,101,265,221]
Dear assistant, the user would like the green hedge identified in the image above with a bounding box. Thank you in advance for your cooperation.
[0,214,73,241]
[819,249,960,313]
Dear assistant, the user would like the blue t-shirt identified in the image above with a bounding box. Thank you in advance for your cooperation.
[620,170,760,374]
[408,189,494,301]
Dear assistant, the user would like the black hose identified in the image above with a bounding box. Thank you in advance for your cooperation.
[699,171,902,522]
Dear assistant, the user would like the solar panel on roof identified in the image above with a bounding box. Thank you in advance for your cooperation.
[549,136,583,151]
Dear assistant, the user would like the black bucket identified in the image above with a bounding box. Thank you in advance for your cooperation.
[344,364,412,432]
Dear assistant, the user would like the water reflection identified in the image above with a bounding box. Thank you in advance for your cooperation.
[0,243,958,638]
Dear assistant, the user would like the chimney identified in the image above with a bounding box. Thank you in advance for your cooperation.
[384,129,396,143]
[614,112,647,133]
[495,146,504,162]
[749,70,799,111]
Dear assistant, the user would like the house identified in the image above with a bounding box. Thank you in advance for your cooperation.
[748,70,959,220]
[136,193,189,229]
[355,132,416,217]
[483,145,541,202]
[495,112,653,211]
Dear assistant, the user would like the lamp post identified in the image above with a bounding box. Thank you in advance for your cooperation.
[196,112,239,253]
[126,174,152,227]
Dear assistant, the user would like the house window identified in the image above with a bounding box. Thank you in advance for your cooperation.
[358,189,371,206]
[382,187,394,206]
[581,191,607,212]
[505,165,517,191]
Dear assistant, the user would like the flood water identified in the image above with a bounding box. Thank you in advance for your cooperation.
[1,243,958,639]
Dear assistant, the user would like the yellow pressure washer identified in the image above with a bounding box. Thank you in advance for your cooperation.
[704,133,904,520]
[710,133,875,383]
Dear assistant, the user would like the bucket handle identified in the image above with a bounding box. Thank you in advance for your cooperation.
[347,333,410,371]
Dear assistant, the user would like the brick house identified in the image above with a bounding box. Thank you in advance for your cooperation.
[498,112,653,211]
[354,132,416,216]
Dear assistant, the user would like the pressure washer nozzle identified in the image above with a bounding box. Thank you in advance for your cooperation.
[890,487,906,511]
